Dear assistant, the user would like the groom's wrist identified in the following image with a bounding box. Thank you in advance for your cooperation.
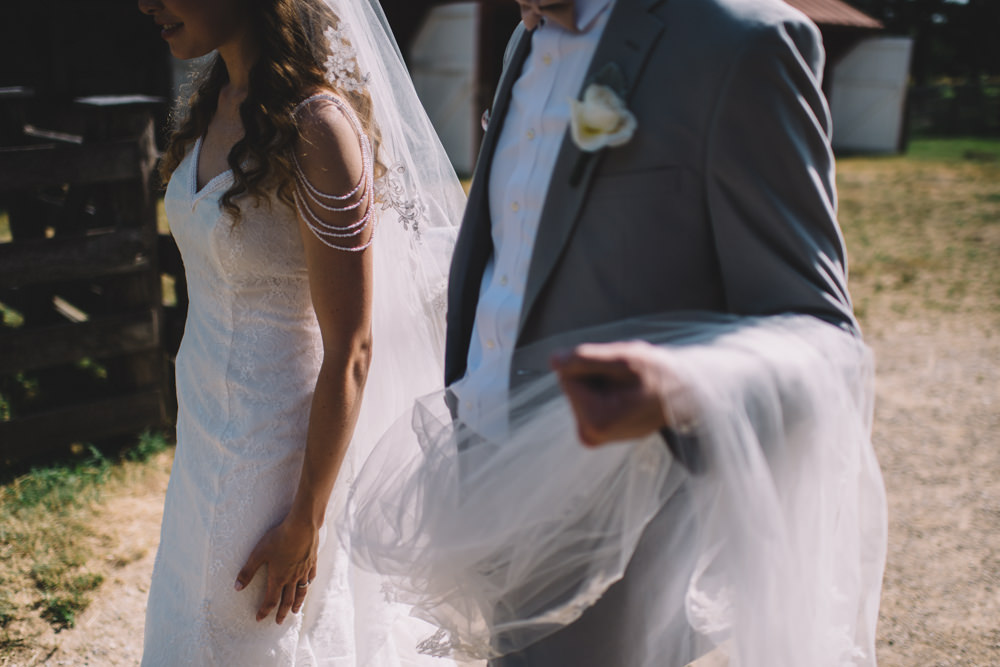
[659,422,704,475]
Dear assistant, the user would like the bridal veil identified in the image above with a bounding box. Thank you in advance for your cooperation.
[348,314,887,667]
[293,0,466,661]
[298,0,465,483]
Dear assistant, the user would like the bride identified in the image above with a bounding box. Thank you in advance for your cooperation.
[136,0,465,664]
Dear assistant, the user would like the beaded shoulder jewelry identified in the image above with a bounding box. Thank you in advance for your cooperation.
[291,94,376,252]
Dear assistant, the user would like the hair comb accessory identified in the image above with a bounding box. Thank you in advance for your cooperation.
[323,23,371,93]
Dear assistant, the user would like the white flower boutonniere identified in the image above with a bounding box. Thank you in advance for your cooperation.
[569,84,637,153]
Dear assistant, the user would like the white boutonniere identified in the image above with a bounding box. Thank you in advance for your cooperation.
[569,84,637,152]
[567,63,634,186]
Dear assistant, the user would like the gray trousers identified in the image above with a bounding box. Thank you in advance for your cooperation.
[489,475,705,667]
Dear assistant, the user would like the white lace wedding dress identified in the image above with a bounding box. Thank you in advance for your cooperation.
[141,132,448,666]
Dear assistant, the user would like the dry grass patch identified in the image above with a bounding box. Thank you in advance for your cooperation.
[0,209,10,244]
[838,138,1000,332]
[0,434,172,657]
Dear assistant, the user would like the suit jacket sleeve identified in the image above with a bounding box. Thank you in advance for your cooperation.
[664,16,860,471]
[705,16,857,332]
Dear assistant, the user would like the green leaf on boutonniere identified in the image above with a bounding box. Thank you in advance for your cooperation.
[588,62,628,98]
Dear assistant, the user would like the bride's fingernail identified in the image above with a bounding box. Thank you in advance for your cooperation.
[234,580,244,591]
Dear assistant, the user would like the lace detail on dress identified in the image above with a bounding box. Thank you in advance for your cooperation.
[416,629,487,660]
[430,280,448,316]
[685,570,734,639]
[292,94,376,252]
[374,162,428,239]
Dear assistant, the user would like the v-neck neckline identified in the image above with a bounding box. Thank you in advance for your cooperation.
[191,136,234,203]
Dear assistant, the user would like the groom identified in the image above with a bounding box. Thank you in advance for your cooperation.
[445,0,856,663]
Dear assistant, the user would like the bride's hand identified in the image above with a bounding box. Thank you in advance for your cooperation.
[234,514,319,624]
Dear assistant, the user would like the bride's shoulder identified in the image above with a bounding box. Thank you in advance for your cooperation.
[291,88,367,197]
[293,88,352,123]
[294,88,364,146]
[292,89,361,143]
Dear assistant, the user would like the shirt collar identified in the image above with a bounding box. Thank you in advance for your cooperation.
[574,0,614,32]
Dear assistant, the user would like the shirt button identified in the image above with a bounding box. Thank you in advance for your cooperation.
[464,401,473,411]
[486,339,496,350]
[542,53,553,66]
[526,128,536,141]
[499,275,509,286]
[511,201,520,212]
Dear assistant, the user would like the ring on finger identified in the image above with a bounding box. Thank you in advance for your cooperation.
[296,582,309,589]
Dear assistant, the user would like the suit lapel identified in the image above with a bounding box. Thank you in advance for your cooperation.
[516,0,667,339]
[446,26,533,384]
[479,25,533,197]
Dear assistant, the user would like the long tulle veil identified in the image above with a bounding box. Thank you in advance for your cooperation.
[299,0,465,477]
[294,0,467,661]
[348,312,887,667]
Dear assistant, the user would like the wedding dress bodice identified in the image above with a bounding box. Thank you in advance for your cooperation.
[169,136,323,417]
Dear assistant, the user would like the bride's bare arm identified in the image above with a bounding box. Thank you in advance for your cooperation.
[235,95,374,624]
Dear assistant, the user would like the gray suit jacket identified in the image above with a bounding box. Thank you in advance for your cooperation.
[444,0,856,390]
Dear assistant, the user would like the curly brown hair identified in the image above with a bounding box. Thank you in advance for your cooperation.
[159,0,381,221]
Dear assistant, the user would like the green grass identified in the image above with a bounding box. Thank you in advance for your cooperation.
[0,593,15,629]
[905,137,1000,162]
[0,300,24,329]
[125,429,172,462]
[0,431,173,648]
[0,445,110,514]
[836,138,1000,333]
[157,199,170,235]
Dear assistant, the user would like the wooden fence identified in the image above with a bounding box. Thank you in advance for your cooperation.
[0,93,174,467]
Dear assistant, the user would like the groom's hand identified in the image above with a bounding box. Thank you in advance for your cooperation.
[552,341,687,447]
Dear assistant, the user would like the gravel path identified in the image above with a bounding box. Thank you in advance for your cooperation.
[870,318,1000,666]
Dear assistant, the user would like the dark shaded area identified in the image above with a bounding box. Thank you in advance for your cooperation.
[849,0,1000,83]
[1,2,177,468]
[0,0,171,97]
[849,0,1000,136]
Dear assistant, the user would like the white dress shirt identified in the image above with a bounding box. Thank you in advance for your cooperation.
[452,0,615,437]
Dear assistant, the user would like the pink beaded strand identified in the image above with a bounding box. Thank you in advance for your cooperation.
[291,94,378,252]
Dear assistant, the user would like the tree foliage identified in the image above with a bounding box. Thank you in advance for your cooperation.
[849,0,999,83]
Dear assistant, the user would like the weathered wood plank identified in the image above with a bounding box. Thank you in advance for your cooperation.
[0,390,168,466]
[0,140,142,190]
[0,228,153,288]
[0,309,160,373]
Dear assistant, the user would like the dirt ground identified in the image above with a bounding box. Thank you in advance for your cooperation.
[7,307,992,666]
[868,316,1000,666]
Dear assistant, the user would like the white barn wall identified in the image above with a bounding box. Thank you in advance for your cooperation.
[409,3,479,176]
[830,37,914,154]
